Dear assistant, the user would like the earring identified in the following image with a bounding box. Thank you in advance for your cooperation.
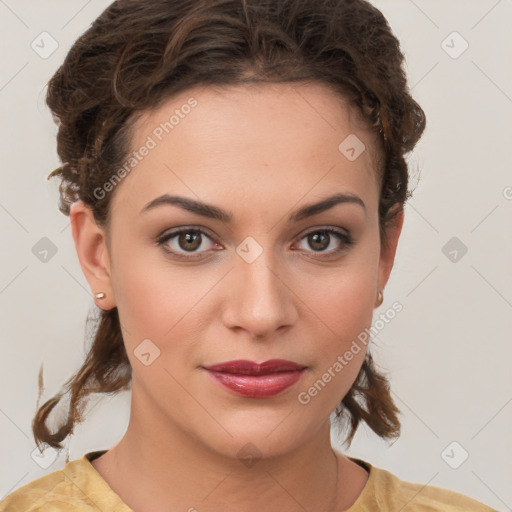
[375,290,383,307]
[95,292,106,299]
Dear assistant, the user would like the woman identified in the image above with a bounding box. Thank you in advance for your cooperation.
[0,0,497,510]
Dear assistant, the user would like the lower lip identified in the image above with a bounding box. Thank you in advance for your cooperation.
[204,369,305,398]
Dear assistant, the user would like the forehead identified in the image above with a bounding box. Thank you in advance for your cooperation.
[111,82,382,218]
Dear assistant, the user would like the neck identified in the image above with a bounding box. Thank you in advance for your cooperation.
[93,386,366,512]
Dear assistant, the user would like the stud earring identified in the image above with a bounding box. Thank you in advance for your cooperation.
[95,292,106,299]
[375,290,383,307]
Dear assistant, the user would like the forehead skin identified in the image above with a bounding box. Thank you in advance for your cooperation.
[106,81,382,251]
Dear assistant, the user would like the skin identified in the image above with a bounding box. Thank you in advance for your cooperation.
[70,81,403,512]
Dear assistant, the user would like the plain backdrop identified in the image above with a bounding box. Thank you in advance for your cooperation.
[1,1,511,510]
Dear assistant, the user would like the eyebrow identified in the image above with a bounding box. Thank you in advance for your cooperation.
[140,192,366,222]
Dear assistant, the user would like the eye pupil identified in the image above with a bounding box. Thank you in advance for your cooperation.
[309,232,329,251]
[179,231,201,251]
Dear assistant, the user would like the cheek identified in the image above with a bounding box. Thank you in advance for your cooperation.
[295,277,373,412]
[293,257,377,389]
[109,242,176,338]
[296,262,377,340]
[311,281,372,382]
[110,244,217,359]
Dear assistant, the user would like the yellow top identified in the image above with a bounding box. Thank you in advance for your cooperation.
[0,450,497,511]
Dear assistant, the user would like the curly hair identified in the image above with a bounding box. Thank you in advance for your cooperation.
[34,0,426,452]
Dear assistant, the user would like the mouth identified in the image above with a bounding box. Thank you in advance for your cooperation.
[202,359,307,375]
[202,359,307,398]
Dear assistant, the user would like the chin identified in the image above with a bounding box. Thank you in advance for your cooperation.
[201,416,316,462]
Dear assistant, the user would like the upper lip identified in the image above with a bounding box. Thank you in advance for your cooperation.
[203,359,307,375]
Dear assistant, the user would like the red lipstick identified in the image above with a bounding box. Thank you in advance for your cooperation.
[203,359,307,398]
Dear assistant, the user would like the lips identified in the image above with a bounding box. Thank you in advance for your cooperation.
[202,359,307,398]
[203,359,306,375]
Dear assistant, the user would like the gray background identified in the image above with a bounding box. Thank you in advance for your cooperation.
[1,1,511,510]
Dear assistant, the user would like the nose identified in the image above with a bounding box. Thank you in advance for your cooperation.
[222,248,298,339]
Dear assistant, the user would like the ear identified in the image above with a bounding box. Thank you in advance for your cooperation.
[377,206,404,301]
[69,201,115,310]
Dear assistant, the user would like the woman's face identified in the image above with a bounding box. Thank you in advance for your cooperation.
[72,82,402,459]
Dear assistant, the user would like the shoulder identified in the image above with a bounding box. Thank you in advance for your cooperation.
[348,457,497,512]
[0,451,116,512]
[0,468,81,512]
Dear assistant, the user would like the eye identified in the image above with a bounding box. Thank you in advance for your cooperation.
[157,227,219,259]
[157,226,354,260]
[294,228,354,257]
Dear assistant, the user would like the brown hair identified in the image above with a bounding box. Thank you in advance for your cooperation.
[34,0,425,451]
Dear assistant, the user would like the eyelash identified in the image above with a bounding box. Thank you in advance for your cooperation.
[156,225,355,260]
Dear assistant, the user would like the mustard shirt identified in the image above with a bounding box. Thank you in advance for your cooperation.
[0,450,497,511]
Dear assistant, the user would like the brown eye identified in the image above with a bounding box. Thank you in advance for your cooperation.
[157,228,217,258]
[177,231,202,251]
[295,228,354,256]
[307,232,330,251]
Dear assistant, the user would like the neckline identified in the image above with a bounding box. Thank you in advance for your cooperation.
[86,449,107,462]
[79,450,375,511]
